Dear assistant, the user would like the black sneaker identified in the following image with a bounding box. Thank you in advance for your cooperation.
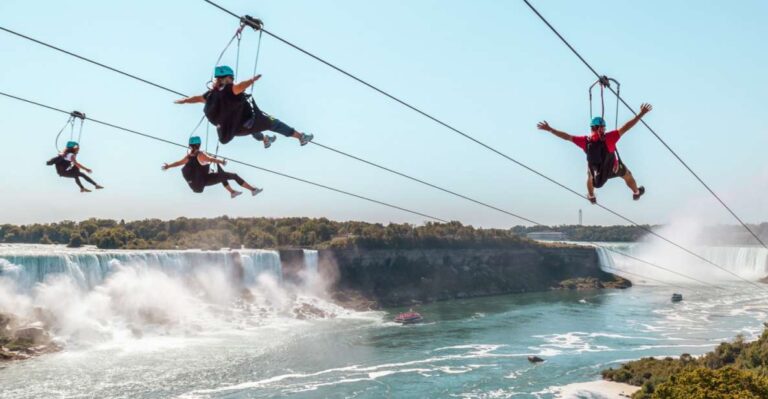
[633,186,646,201]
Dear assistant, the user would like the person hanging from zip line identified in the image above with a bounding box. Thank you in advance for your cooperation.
[161,136,263,198]
[46,141,104,193]
[174,66,313,148]
[536,103,653,204]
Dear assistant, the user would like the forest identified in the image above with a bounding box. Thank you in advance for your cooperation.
[2,218,765,250]
[0,217,532,250]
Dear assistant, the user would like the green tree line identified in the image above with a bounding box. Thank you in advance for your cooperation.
[512,224,652,242]
[4,218,765,249]
[0,217,533,250]
[602,327,768,398]
[512,223,768,244]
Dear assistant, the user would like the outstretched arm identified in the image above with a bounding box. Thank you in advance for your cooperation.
[162,155,189,170]
[232,75,261,95]
[537,121,574,142]
[198,152,227,166]
[618,103,652,137]
[74,161,92,173]
[174,95,206,105]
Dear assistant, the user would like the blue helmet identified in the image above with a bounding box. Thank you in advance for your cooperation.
[590,116,606,127]
[188,136,202,146]
[214,65,234,78]
[66,141,79,149]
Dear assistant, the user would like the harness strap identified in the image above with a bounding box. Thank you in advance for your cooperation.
[69,116,76,141]
[54,115,75,151]
[249,29,263,95]
[206,19,266,161]
[70,110,86,144]
[588,75,621,130]
[189,115,206,139]
[76,118,85,143]
[613,81,621,131]
[214,24,246,69]
[234,29,242,78]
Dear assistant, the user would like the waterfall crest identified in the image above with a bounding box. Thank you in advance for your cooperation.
[0,244,281,292]
[595,243,768,284]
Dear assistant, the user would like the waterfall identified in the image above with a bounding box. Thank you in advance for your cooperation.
[0,244,283,293]
[239,250,283,285]
[594,242,768,284]
[303,249,318,275]
[301,249,319,288]
[0,244,349,348]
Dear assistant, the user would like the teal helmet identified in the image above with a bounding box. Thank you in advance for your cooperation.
[188,136,202,146]
[65,141,79,149]
[214,65,234,78]
[590,116,606,127]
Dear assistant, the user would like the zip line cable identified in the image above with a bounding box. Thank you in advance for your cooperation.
[0,20,760,289]
[197,1,766,291]
[0,5,757,293]
[0,89,735,292]
[520,0,768,251]
[0,91,447,224]
[312,143,726,289]
[310,142,539,225]
[593,245,722,290]
[0,24,539,225]
[1,21,759,291]
[0,27,187,98]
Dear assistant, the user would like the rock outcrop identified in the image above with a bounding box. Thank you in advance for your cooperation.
[0,313,60,362]
[554,276,632,290]
[322,245,628,307]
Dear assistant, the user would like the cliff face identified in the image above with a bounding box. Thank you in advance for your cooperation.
[320,246,626,307]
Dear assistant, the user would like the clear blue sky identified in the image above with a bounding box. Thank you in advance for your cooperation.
[1,0,766,227]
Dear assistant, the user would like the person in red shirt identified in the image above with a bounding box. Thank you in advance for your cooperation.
[537,103,652,204]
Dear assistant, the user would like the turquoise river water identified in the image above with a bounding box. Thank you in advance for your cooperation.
[0,244,766,398]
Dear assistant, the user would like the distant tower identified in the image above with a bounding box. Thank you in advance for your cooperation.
[579,209,583,226]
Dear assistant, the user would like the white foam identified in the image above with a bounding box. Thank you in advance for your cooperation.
[186,345,526,396]
[549,380,640,399]
[451,388,523,399]
[0,246,375,352]
[532,332,613,354]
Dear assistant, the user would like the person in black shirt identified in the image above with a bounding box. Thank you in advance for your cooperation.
[175,65,314,148]
[46,141,104,192]
[161,136,263,198]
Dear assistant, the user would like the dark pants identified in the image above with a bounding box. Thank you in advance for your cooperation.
[62,170,98,189]
[204,168,245,188]
[242,115,296,138]
[219,115,296,144]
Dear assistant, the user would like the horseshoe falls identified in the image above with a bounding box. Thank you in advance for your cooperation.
[595,242,768,284]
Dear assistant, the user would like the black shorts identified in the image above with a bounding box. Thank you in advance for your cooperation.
[608,162,629,179]
[590,162,629,188]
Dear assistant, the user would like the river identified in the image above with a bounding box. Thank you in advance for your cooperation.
[0,243,766,398]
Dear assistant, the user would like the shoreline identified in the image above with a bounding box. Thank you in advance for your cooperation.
[555,380,640,399]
